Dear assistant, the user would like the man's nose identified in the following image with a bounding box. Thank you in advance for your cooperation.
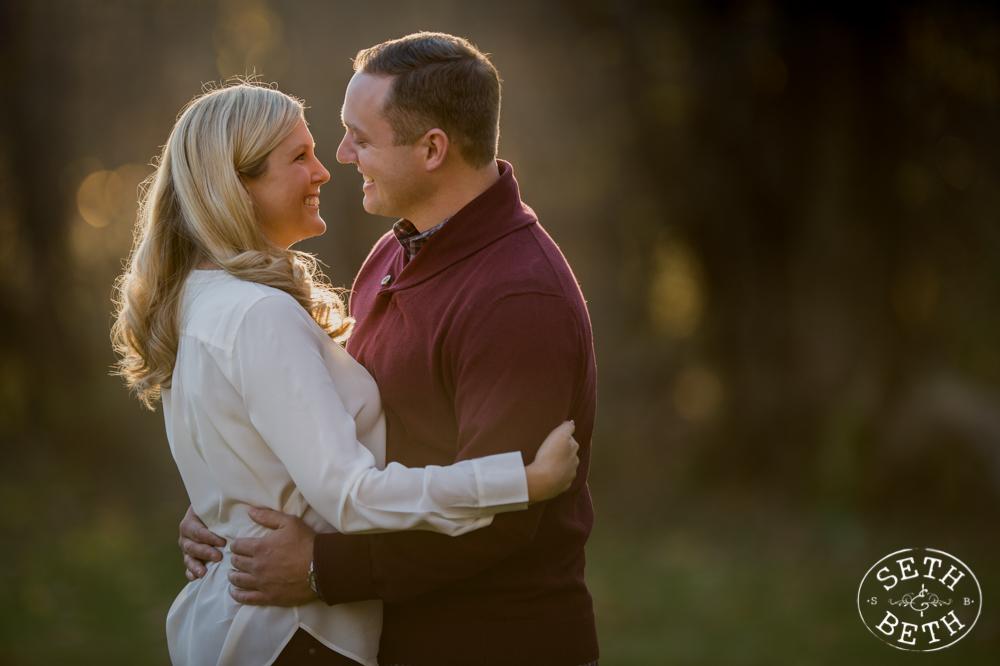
[336,135,354,164]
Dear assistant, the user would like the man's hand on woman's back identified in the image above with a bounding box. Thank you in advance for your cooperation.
[179,506,225,581]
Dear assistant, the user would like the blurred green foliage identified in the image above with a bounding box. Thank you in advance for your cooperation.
[1,0,999,662]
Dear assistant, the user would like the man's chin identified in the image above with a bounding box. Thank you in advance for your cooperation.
[362,199,399,219]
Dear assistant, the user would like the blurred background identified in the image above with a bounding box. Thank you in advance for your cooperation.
[1,0,999,663]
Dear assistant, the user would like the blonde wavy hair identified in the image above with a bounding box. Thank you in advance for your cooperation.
[112,82,353,409]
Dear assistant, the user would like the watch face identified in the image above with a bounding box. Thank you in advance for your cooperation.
[307,562,318,593]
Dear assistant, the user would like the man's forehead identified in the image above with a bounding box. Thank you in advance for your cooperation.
[344,73,393,109]
[340,106,367,135]
[341,73,393,133]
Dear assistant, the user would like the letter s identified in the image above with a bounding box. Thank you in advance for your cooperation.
[877,566,898,591]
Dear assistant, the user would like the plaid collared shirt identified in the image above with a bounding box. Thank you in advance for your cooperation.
[392,217,450,261]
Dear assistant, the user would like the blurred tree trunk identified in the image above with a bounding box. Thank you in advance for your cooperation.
[562,0,913,497]
[0,0,80,424]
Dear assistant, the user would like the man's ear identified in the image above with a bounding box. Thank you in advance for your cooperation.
[419,128,449,171]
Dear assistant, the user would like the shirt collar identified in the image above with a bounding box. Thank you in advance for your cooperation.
[392,216,451,261]
[377,161,538,293]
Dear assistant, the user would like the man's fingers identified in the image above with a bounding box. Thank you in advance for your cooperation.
[230,536,259,558]
[191,525,227,548]
[230,553,253,573]
[183,554,208,578]
[180,537,224,563]
[230,587,267,606]
[247,506,290,531]
[179,507,227,547]
[228,569,260,591]
[185,569,196,582]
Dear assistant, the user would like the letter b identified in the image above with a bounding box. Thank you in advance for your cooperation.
[877,611,899,636]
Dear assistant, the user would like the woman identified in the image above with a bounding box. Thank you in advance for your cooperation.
[111,82,578,666]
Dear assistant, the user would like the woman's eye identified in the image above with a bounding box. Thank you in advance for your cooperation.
[296,153,306,161]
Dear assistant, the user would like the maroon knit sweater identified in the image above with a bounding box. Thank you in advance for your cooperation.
[313,161,598,666]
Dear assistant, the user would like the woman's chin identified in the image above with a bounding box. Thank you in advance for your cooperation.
[292,218,328,246]
[310,217,328,237]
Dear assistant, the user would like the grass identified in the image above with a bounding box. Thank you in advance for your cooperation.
[587,494,999,665]
[2,439,997,664]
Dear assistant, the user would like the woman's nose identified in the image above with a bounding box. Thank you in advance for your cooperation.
[313,159,331,184]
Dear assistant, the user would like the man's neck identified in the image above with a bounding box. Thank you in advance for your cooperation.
[408,161,501,232]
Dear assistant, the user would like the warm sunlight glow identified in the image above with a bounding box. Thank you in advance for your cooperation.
[73,164,152,265]
[215,0,288,78]
[650,237,704,338]
[77,169,123,228]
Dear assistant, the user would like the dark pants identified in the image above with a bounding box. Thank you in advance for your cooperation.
[272,629,364,666]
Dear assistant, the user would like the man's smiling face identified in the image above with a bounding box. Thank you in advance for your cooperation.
[336,72,429,220]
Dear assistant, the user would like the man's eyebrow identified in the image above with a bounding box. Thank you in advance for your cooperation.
[342,117,369,139]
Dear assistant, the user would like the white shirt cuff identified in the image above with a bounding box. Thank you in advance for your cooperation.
[471,451,530,510]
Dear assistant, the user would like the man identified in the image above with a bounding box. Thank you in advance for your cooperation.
[180,32,599,666]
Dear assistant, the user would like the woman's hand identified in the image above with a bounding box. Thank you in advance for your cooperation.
[525,421,580,503]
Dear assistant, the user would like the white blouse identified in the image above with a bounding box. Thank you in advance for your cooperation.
[163,270,529,666]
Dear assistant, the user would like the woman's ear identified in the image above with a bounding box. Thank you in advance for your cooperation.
[236,170,255,202]
[419,128,449,171]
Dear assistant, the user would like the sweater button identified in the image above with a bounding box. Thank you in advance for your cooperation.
[381,274,392,286]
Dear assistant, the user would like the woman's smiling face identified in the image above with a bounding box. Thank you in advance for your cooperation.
[243,118,331,249]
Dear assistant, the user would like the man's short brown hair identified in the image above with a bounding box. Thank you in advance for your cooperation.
[353,32,501,168]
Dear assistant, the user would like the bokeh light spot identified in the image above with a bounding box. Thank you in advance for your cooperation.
[77,169,124,228]
[214,0,287,78]
[650,236,704,338]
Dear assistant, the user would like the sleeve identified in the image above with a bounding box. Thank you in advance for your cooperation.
[314,292,584,604]
[231,294,529,536]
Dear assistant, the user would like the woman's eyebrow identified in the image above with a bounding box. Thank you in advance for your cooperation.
[287,142,314,155]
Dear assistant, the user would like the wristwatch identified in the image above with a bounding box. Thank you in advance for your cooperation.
[306,559,318,594]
